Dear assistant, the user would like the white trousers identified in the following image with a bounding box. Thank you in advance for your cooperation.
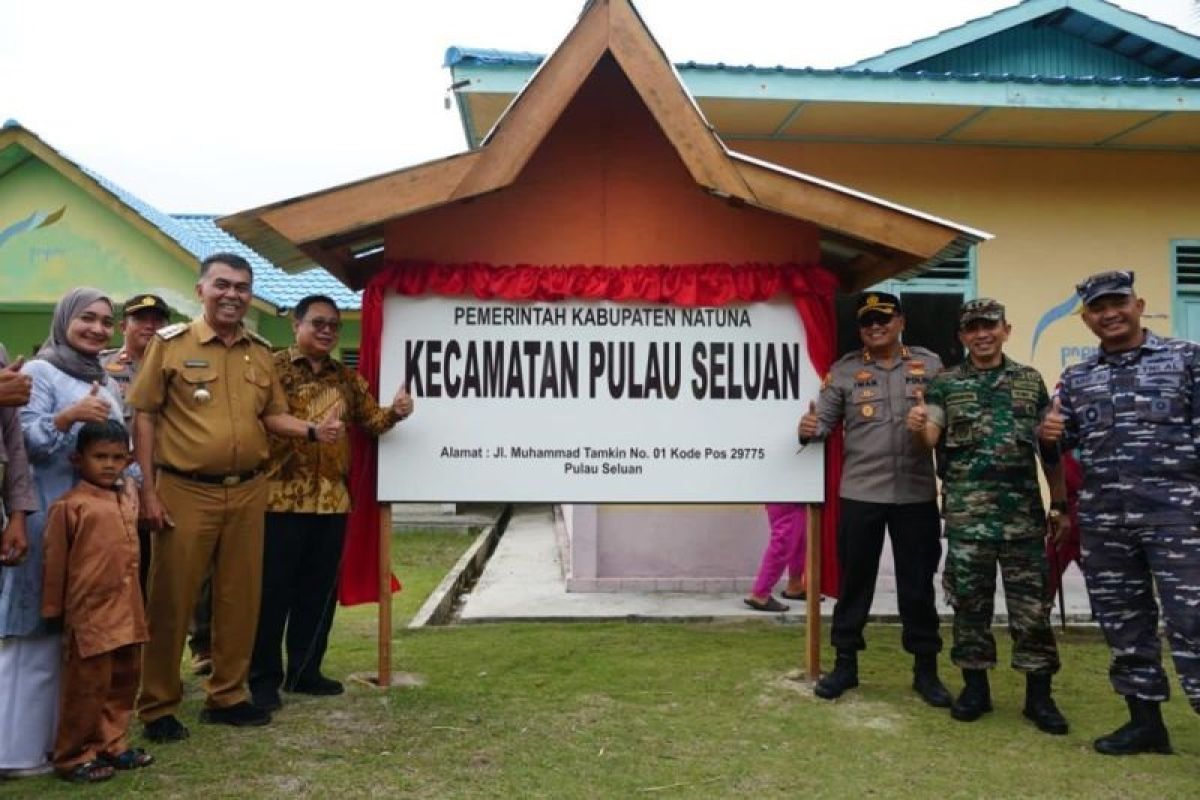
[0,634,60,770]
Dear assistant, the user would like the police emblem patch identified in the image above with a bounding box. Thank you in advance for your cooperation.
[862,404,876,418]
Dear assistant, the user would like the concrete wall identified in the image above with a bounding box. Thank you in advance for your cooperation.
[737,140,1200,380]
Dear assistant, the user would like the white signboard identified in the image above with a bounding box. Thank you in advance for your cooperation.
[377,296,824,502]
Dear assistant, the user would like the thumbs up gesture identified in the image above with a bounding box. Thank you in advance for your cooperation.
[67,381,112,425]
[314,400,346,443]
[906,388,929,432]
[0,355,31,407]
[392,385,414,419]
[798,399,820,440]
[1039,396,1065,444]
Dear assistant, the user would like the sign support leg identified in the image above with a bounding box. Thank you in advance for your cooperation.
[805,503,823,681]
[378,502,392,687]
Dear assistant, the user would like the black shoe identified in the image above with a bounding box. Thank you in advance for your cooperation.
[287,675,345,696]
[814,651,858,700]
[143,715,190,743]
[1094,697,1173,756]
[251,689,283,712]
[199,701,272,727]
[950,669,993,722]
[913,671,953,708]
[1023,673,1068,735]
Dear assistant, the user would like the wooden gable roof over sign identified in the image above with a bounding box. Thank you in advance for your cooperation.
[219,0,988,292]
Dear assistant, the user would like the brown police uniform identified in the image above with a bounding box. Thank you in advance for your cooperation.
[125,317,286,721]
[42,480,148,772]
[99,347,137,423]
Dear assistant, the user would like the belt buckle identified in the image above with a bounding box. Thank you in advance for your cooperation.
[222,474,241,487]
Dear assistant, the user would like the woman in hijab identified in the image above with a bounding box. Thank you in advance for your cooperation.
[0,288,124,778]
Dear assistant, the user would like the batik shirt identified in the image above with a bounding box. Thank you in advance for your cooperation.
[267,347,400,514]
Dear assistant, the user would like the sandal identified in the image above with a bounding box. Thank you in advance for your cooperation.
[58,759,115,783]
[103,748,155,770]
[743,596,789,612]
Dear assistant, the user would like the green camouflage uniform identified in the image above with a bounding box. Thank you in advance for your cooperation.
[925,356,1060,674]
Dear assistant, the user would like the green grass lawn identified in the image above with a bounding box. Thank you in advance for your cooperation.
[5,531,1197,798]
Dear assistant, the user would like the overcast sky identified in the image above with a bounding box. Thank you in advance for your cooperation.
[2,0,1196,213]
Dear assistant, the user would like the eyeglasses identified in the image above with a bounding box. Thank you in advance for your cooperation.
[307,318,341,333]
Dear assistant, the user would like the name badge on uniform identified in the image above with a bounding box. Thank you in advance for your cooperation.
[184,360,209,368]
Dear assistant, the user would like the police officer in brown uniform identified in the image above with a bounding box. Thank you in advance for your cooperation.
[100,294,171,416]
[127,253,344,741]
[101,294,170,593]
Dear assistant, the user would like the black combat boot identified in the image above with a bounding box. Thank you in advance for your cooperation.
[950,668,992,721]
[1093,697,1174,756]
[814,650,859,700]
[912,653,952,708]
[1022,672,1068,735]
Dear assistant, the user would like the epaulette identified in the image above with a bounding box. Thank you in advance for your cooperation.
[247,330,273,348]
[156,323,188,340]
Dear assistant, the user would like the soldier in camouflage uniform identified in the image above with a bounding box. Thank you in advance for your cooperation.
[1041,270,1198,756]
[909,298,1068,734]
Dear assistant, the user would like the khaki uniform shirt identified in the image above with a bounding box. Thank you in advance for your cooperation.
[100,346,138,425]
[268,347,399,514]
[41,480,149,658]
[808,345,941,504]
[125,318,287,475]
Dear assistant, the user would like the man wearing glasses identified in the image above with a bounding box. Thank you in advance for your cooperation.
[249,294,413,712]
[799,292,949,706]
[1040,271,1198,755]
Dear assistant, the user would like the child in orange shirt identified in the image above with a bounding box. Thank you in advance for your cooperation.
[42,420,151,783]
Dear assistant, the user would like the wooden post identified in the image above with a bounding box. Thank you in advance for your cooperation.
[805,504,823,681]
[378,502,393,687]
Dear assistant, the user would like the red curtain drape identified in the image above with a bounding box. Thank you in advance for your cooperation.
[340,260,843,605]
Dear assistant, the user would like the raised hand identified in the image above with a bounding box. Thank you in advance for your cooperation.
[315,400,346,443]
[798,399,819,440]
[1039,396,1064,444]
[392,385,414,419]
[906,388,929,432]
[69,381,112,425]
[0,355,31,407]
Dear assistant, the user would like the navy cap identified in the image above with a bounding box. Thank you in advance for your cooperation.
[856,291,901,318]
[958,298,1006,328]
[1076,270,1135,305]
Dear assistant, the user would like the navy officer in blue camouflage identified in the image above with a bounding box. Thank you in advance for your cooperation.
[1040,270,1199,756]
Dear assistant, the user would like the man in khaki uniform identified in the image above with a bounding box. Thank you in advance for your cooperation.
[127,253,344,741]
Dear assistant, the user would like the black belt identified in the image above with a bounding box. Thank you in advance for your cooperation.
[158,465,261,487]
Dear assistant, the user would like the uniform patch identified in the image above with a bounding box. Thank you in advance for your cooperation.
[859,389,876,400]
[855,370,872,382]
[105,361,124,373]
[907,361,926,376]
[822,372,832,389]
[862,404,876,418]
[156,322,187,340]
[184,359,209,368]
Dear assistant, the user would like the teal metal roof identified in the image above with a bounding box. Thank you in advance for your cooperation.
[849,0,1200,77]
[171,215,361,311]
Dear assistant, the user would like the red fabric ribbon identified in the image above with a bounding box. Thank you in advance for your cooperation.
[340,260,842,606]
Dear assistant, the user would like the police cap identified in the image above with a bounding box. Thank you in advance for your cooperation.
[121,294,170,318]
[856,292,902,319]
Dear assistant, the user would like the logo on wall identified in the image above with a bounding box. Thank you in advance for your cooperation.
[0,206,65,250]
[1031,292,1081,359]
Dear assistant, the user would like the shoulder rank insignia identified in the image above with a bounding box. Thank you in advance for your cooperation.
[821,372,832,389]
[247,330,273,348]
[156,322,188,340]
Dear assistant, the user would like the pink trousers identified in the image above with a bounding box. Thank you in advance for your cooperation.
[752,503,808,597]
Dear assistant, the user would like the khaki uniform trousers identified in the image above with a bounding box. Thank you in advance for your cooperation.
[54,641,140,771]
[137,471,267,721]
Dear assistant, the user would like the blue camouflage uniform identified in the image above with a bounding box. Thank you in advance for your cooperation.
[1058,329,1200,713]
